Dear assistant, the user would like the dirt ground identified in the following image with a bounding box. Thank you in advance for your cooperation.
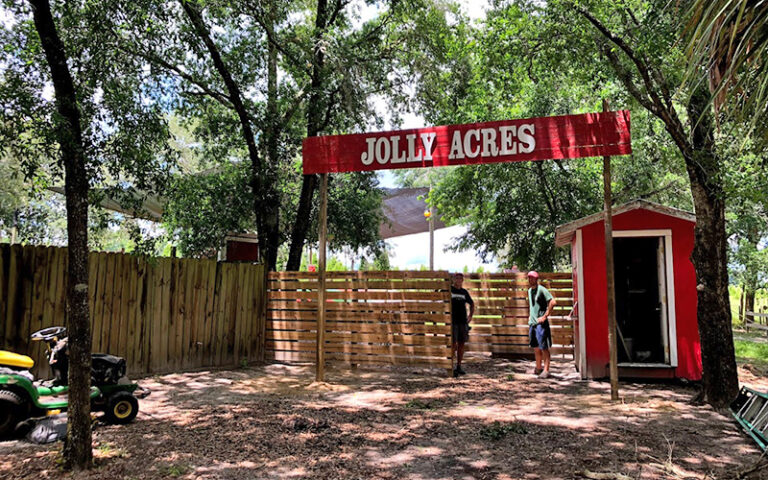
[2,357,767,480]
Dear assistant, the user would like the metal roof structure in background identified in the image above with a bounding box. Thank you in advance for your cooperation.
[379,187,446,239]
[49,186,447,239]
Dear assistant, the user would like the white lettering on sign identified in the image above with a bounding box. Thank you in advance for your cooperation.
[518,124,536,153]
[360,124,535,166]
[448,131,464,160]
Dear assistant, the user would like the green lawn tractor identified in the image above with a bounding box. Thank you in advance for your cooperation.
[0,326,149,438]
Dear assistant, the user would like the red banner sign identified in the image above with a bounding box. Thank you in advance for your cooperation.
[302,110,631,174]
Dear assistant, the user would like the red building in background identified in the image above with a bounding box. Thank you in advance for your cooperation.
[555,200,702,381]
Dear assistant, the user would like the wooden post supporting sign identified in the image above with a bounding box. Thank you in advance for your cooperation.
[603,99,619,401]
[316,173,328,382]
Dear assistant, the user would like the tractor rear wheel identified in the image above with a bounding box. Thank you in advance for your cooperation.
[103,392,139,424]
[0,390,26,438]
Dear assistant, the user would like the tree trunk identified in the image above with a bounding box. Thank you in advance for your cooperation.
[286,0,329,271]
[685,88,739,409]
[180,0,280,270]
[28,0,92,469]
[739,286,745,323]
[745,286,755,320]
[262,0,281,271]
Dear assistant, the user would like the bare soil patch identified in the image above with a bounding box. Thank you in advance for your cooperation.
[1,358,765,479]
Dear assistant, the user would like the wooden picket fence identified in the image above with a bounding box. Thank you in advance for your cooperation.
[266,270,574,369]
[0,244,266,379]
[463,273,574,357]
[267,271,454,369]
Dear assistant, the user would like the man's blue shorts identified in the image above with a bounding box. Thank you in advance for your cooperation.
[529,322,552,350]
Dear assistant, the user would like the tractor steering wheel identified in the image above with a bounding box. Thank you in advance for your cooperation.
[31,326,67,342]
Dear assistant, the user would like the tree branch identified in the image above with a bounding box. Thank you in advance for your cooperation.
[248,7,311,76]
[574,4,690,156]
[120,44,233,108]
[319,84,342,132]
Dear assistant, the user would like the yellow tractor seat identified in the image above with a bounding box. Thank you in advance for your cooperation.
[0,350,35,369]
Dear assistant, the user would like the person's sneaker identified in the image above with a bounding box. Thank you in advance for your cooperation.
[532,367,543,375]
[456,366,466,376]
[539,370,550,379]
[453,368,460,378]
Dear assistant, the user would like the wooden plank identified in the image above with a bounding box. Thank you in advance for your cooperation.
[327,353,452,368]
[96,253,114,353]
[214,262,228,366]
[324,343,451,357]
[463,272,572,280]
[325,271,450,280]
[146,258,158,372]
[324,313,450,324]
[90,253,106,354]
[157,259,173,373]
[186,258,201,368]
[53,249,67,331]
[467,333,573,344]
[465,344,573,355]
[42,247,58,333]
[268,280,320,290]
[267,330,318,341]
[0,245,6,345]
[267,311,318,321]
[107,253,123,357]
[324,322,451,334]
[253,266,266,362]
[232,265,246,365]
[201,260,217,367]
[2,245,21,351]
[324,301,451,312]
[18,246,36,356]
[111,254,128,358]
[195,260,208,367]
[326,332,450,346]
[178,258,192,370]
[267,320,320,330]
[322,279,451,290]
[269,271,319,280]
[131,257,147,375]
[121,255,137,367]
[225,263,241,365]
[241,264,255,362]
[266,340,318,353]
[28,247,47,372]
[270,350,316,362]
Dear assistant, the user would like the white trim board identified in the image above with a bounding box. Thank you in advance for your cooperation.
[575,230,587,378]
[612,229,678,367]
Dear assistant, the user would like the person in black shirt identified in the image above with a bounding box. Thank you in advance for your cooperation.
[451,273,474,377]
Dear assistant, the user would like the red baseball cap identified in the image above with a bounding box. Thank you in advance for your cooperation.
[527,271,539,279]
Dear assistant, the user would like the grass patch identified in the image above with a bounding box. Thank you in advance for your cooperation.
[405,399,433,410]
[735,340,768,364]
[479,421,528,440]
[159,464,190,477]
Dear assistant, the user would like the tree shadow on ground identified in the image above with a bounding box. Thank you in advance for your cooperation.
[0,358,764,479]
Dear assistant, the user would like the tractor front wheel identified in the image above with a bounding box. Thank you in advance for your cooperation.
[103,392,139,424]
[0,390,26,438]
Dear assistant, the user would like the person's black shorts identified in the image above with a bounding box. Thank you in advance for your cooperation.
[452,322,469,344]
[529,321,552,350]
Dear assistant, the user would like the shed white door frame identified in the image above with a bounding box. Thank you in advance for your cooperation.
[612,229,678,367]
[575,230,587,377]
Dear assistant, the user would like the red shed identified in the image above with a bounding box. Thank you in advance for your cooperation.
[555,200,702,381]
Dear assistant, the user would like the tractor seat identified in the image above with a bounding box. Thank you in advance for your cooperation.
[0,350,35,370]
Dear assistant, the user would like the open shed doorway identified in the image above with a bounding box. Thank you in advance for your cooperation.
[613,232,676,366]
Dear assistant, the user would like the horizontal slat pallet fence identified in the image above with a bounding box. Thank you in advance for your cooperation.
[463,272,574,358]
[266,271,454,369]
[0,244,266,378]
